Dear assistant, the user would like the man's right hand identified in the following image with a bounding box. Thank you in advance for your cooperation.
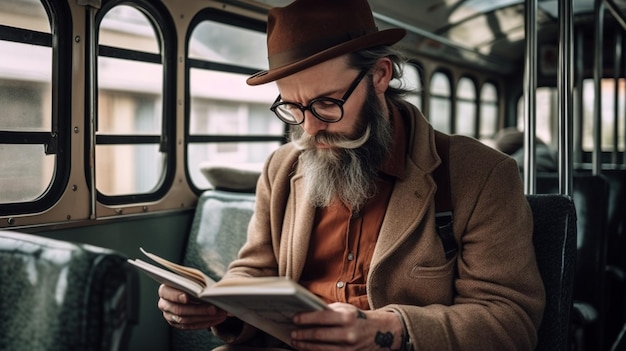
[158,284,228,329]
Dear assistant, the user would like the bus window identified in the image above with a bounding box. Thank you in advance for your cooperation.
[0,0,55,205]
[187,15,283,190]
[456,76,477,137]
[429,71,452,133]
[582,78,625,153]
[516,87,556,147]
[393,62,422,109]
[479,82,499,140]
[96,3,172,199]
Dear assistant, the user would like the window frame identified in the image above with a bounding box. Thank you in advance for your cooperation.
[455,75,479,137]
[428,69,453,134]
[93,0,177,205]
[478,80,500,140]
[184,9,287,194]
[403,60,424,111]
[0,0,72,216]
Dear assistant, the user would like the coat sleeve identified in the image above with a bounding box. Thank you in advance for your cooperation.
[385,151,545,351]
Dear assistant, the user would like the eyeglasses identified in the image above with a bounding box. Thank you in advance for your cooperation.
[270,69,369,125]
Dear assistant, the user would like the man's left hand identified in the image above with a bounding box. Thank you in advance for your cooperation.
[290,302,404,351]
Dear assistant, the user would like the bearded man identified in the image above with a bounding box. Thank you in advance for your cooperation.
[157,0,545,350]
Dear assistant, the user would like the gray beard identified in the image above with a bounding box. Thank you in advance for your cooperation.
[290,84,393,211]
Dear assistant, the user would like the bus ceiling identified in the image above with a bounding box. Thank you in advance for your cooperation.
[245,0,626,76]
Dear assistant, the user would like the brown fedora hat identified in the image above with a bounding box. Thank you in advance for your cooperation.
[246,0,406,86]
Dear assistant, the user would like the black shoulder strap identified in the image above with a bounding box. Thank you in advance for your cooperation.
[433,131,457,259]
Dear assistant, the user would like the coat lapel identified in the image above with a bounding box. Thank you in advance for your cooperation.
[370,102,440,269]
[371,159,435,267]
[283,172,315,279]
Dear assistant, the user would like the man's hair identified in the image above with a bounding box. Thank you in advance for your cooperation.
[347,45,410,105]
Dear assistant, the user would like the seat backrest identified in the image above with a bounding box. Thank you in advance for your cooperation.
[603,169,626,275]
[527,194,577,351]
[173,189,256,351]
[0,230,139,351]
[600,169,626,346]
[536,173,609,349]
[183,190,256,281]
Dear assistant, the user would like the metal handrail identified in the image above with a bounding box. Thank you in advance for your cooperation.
[523,0,538,195]
[558,0,574,196]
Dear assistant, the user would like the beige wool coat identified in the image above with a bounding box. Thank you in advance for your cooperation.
[216,100,546,350]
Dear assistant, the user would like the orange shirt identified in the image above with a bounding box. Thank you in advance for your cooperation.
[299,105,407,310]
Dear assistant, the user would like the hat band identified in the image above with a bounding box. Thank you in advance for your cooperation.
[268,28,378,69]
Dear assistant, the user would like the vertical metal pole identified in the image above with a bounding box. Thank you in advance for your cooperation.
[450,80,457,134]
[593,0,604,175]
[523,0,537,195]
[613,31,621,165]
[574,30,584,167]
[79,0,101,219]
[602,0,626,166]
[559,0,574,196]
[623,34,626,166]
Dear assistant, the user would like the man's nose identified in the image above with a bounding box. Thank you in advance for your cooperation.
[301,110,328,135]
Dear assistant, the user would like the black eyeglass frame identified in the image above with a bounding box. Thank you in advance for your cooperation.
[270,69,369,125]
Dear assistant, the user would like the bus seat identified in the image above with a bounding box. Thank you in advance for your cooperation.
[602,169,626,347]
[527,194,577,351]
[182,189,256,282]
[173,166,258,351]
[604,169,626,272]
[536,173,610,351]
[0,230,139,351]
[610,323,626,351]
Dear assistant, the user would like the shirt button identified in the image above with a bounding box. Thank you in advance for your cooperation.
[336,281,345,288]
[347,253,354,261]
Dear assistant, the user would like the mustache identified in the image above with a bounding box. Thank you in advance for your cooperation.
[292,124,371,151]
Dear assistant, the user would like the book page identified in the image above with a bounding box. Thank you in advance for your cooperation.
[212,293,321,344]
[140,247,215,288]
[209,276,327,310]
[201,277,328,345]
[127,258,205,297]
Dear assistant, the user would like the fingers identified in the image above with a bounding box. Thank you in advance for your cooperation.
[157,284,228,330]
[158,296,222,317]
[158,284,189,303]
[291,304,376,349]
[292,325,360,344]
[294,302,361,326]
[164,311,182,327]
[163,310,225,330]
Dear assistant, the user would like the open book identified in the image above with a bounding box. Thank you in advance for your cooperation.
[127,248,328,344]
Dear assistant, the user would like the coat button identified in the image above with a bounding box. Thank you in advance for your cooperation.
[336,281,345,288]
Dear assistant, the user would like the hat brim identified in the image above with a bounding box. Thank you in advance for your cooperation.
[246,28,407,86]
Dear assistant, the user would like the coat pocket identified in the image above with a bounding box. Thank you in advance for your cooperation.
[408,256,457,305]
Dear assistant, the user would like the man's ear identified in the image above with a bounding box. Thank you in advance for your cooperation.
[371,57,393,94]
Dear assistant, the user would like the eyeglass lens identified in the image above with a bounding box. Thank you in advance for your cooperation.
[273,99,343,124]
[270,68,368,125]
